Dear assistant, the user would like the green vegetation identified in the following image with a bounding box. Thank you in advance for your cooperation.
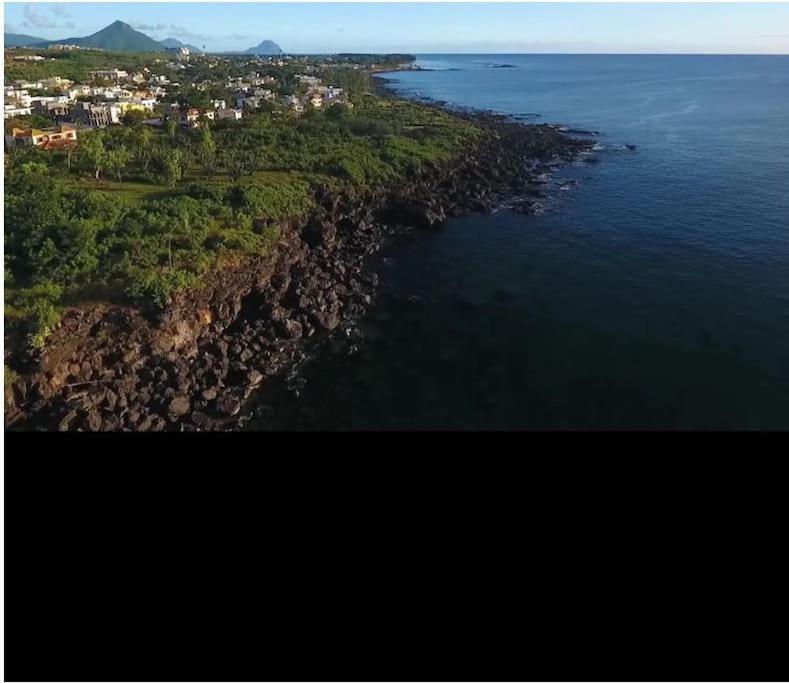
[4,48,160,83]
[5,51,479,349]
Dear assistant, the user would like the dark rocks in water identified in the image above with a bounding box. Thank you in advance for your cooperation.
[583,156,601,164]
[490,64,516,69]
[625,144,637,151]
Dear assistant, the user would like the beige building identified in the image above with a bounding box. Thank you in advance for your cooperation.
[5,124,77,149]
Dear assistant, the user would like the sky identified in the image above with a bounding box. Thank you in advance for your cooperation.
[4,2,789,54]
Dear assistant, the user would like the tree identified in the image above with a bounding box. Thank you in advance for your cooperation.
[163,149,183,189]
[65,141,77,171]
[134,125,154,173]
[166,117,178,144]
[106,146,132,183]
[78,130,105,182]
[221,150,255,185]
[197,123,216,176]
[121,108,145,126]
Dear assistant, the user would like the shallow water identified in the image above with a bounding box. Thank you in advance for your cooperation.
[249,54,789,430]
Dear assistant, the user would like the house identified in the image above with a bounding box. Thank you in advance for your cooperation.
[237,95,262,109]
[325,86,345,101]
[33,99,71,118]
[211,99,226,110]
[295,75,322,88]
[67,84,92,99]
[283,95,304,113]
[216,108,243,121]
[90,69,129,82]
[5,124,77,149]
[40,77,73,91]
[4,105,33,119]
[74,102,121,127]
[253,89,275,100]
[5,89,32,107]
[116,99,157,115]
[178,108,201,128]
[13,55,45,62]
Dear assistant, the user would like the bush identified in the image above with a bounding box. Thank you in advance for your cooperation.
[5,282,64,349]
[124,268,199,310]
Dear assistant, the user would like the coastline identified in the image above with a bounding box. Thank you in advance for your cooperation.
[5,85,594,432]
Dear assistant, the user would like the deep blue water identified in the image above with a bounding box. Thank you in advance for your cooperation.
[251,55,789,430]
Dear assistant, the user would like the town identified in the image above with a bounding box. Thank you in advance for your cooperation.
[5,46,363,145]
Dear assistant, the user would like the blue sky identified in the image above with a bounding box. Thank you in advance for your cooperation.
[4,3,789,54]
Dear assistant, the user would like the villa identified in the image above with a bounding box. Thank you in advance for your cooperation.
[5,123,77,149]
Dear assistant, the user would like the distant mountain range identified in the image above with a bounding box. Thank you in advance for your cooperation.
[244,39,283,55]
[2,21,247,53]
[5,32,47,47]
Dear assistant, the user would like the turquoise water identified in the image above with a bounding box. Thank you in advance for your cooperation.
[253,55,789,429]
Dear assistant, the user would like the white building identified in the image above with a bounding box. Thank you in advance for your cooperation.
[4,105,33,119]
[91,69,129,82]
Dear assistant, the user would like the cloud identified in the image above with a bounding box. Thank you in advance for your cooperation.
[168,24,211,41]
[129,21,168,32]
[224,33,252,40]
[23,4,58,28]
[21,3,74,29]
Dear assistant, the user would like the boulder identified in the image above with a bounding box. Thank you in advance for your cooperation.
[216,393,241,416]
[168,394,191,418]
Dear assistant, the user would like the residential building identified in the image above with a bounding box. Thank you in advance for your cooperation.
[90,69,129,82]
[74,101,121,127]
[40,77,73,91]
[178,108,201,128]
[33,99,71,118]
[116,99,157,115]
[5,123,77,149]
[4,105,33,119]
[216,107,243,121]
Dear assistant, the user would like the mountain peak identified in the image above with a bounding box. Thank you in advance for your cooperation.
[245,38,283,55]
[35,20,167,52]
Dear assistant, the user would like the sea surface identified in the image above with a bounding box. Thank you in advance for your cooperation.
[250,54,789,430]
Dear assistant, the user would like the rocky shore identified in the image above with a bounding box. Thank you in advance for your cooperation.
[4,106,593,431]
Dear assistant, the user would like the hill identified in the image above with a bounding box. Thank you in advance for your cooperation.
[4,33,47,47]
[36,20,165,52]
[244,39,283,55]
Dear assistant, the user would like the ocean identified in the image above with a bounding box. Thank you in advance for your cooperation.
[250,54,789,429]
